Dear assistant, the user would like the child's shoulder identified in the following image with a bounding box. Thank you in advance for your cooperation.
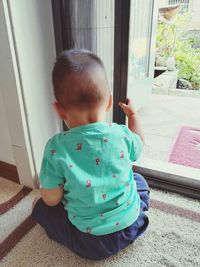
[45,131,68,148]
[110,123,131,136]
[111,123,143,146]
[42,132,71,159]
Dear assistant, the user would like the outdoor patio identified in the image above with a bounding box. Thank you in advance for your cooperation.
[138,93,200,163]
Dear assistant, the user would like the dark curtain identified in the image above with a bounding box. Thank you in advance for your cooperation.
[52,0,97,52]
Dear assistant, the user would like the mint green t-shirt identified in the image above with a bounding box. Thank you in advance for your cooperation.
[39,122,143,235]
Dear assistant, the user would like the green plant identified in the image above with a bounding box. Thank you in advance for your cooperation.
[175,41,200,89]
[156,13,191,57]
[156,12,200,89]
[156,23,175,58]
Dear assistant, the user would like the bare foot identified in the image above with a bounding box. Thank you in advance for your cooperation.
[32,197,40,210]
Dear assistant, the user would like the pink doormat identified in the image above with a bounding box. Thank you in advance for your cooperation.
[168,126,200,169]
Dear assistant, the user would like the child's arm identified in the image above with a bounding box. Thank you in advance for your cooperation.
[40,185,64,207]
[119,98,144,142]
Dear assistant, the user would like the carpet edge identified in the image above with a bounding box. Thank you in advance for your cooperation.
[0,215,36,261]
[0,187,32,215]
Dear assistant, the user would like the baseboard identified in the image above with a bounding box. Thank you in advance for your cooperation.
[0,161,19,183]
[134,157,200,200]
[145,176,200,200]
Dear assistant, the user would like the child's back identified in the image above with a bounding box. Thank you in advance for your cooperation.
[32,49,150,260]
[40,122,142,235]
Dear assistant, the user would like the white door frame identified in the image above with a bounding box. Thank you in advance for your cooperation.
[0,0,35,187]
[0,0,61,188]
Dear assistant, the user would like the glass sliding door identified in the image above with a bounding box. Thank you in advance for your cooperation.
[51,0,200,198]
[126,0,200,198]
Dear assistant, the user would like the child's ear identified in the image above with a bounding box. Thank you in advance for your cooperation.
[106,95,113,112]
[53,101,67,120]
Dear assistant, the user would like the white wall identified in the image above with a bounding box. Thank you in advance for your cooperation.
[0,0,60,187]
[158,0,169,8]
[0,91,15,164]
[0,0,36,187]
[190,0,200,30]
[8,0,61,185]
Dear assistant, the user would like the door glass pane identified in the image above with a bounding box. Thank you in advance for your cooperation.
[128,0,153,80]
[131,1,200,177]
[127,0,154,110]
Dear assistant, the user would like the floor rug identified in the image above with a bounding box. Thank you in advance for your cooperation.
[0,177,32,215]
[0,176,39,252]
[169,126,200,169]
[1,188,200,267]
[0,177,22,205]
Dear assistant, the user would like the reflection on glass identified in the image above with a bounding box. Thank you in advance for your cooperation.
[128,0,152,80]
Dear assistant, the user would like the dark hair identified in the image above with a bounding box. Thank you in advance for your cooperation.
[52,49,109,110]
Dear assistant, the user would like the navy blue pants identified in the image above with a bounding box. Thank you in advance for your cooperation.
[32,173,150,260]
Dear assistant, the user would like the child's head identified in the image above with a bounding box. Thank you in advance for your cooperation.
[52,49,112,127]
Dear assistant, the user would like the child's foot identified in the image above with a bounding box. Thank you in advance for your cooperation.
[32,197,41,210]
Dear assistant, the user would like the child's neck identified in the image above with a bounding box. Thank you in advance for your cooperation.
[65,109,106,129]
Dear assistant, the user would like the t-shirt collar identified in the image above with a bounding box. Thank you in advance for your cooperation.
[66,121,108,134]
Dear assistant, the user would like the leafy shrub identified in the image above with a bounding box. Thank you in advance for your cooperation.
[175,41,200,89]
[156,13,200,89]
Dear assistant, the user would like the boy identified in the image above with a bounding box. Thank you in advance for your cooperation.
[32,49,150,260]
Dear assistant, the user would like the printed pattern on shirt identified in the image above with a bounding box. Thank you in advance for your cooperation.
[39,123,142,235]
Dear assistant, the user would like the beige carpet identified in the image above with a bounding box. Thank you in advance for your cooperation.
[0,189,39,242]
[0,177,23,204]
[1,186,200,267]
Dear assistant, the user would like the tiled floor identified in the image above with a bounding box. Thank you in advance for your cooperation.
[138,93,200,162]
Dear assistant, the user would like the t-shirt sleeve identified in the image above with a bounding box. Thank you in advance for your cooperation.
[119,125,143,161]
[39,138,65,189]
[128,131,143,161]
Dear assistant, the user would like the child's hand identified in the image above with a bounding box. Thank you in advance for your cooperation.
[118,98,136,118]
[119,98,144,141]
